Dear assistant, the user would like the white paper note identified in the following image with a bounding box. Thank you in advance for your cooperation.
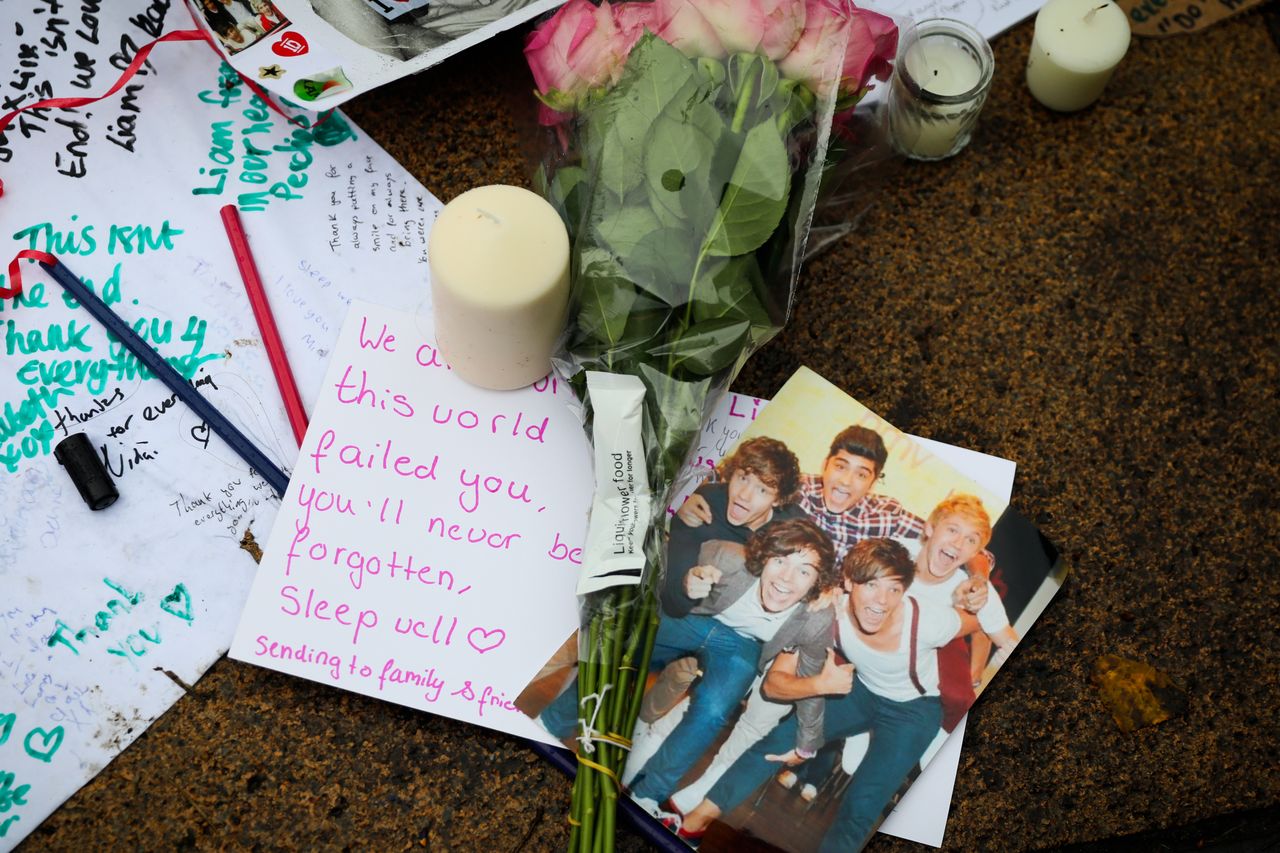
[229,301,592,743]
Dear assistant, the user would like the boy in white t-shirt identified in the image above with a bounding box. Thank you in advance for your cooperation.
[907,494,1019,731]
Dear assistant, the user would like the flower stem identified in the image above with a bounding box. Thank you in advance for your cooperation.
[732,66,757,134]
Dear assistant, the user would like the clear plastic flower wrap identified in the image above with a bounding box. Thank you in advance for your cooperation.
[520,2,900,848]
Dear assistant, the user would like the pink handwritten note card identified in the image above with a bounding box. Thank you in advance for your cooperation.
[229,301,590,743]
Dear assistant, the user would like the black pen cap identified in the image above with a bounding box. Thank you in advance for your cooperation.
[54,433,119,511]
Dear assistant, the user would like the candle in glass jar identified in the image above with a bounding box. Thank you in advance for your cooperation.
[428,185,570,391]
[888,19,994,161]
[1026,0,1131,112]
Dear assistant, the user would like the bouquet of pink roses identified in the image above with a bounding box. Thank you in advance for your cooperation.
[522,1,896,848]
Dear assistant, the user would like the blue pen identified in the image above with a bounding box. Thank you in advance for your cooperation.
[39,257,291,498]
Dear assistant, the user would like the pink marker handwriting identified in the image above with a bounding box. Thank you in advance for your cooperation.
[424,514,521,550]
[372,497,404,526]
[392,613,458,645]
[529,375,564,396]
[466,626,505,654]
[333,364,415,418]
[390,615,506,655]
[377,657,445,702]
[277,584,377,644]
[450,680,518,717]
[429,405,549,444]
[357,315,397,351]
[253,634,343,681]
[414,341,450,370]
[284,524,471,594]
[296,481,358,530]
[457,468,535,514]
[727,395,763,420]
[309,429,439,480]
[547,531,583,565]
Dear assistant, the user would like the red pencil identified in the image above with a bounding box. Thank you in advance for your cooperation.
[220,204,309,446]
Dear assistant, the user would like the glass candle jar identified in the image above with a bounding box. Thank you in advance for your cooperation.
[888,18,995,161]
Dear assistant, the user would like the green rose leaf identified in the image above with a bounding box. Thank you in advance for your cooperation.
[644,96,724,226]
[547,165,588,229]
[575,246,637,346]
[586,111,645,198]
[585,33,697,198]
[615,34,698,128]
[691,255,770,331]
[703,120,791,257]
[591,203,662,259]
[622,226,698,306]
[622,287,673,347]
[647,316,751,376]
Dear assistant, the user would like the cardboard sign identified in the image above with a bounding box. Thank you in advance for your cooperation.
[1116,0,1264,36]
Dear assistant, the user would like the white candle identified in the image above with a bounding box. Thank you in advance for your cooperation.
[888,20,994,161]
[428,185,570,391]
[1026,0,1131,112]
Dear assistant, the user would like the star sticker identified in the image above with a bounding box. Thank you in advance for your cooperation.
[258,64,285,80]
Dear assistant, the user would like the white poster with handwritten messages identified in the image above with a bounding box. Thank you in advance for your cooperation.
[228,301,589,741]
[0,3,442,847]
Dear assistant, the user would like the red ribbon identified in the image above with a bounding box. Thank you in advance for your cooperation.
[2,250,58,300]
[0,29,210,143]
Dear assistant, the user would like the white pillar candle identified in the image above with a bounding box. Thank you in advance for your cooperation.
[1026,0,1131,112]
[888,19,994,161]
[428,185,570,390]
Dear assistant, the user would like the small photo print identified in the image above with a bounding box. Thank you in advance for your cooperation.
[518,367,1066,852]
[197,0,290,55]
[308,0,554,61]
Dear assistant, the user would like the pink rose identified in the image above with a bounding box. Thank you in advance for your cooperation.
[687,0,806,60]
[844,6,897,90]
[525,0,631,121]
[647,0,726,59]
[778,0,897,97]
[613,1,657,54]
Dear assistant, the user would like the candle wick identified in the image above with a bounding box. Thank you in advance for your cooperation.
[1084,3,1108,21]
[476,207,502,225]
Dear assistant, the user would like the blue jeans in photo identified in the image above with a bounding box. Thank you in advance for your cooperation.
[539,613,762,804]
[705,678,941,852]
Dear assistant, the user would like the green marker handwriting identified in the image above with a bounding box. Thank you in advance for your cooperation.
[12,220,184,256]
[0,770,30,837]
[160,583,193,623]
[0,281,48,313]
[2,273,224,474]
[21,726,63,763]
[45,579,195,669]
[192,64,355,211]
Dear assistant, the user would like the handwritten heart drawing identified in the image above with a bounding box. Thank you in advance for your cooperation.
[467,627,506,654]
[23,725,64,763]
[0,712,14,746]
[161,583,193,623]
[272,32,309,57]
